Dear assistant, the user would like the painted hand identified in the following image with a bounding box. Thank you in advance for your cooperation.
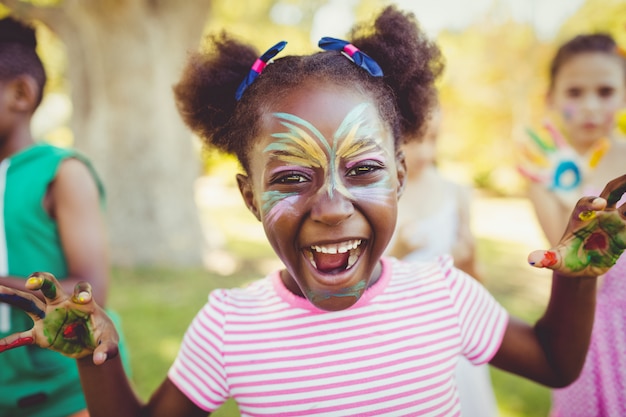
[0,272,119,363]
[517,120,609,204]
[529,174,626,277]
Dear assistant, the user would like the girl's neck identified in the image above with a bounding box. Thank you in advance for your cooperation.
[0,124,34,161]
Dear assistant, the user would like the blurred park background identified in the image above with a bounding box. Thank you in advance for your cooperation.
[2,0,626,415]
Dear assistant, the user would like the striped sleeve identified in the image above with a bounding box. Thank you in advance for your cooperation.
[168,290,230,411]
[437,256,509,365]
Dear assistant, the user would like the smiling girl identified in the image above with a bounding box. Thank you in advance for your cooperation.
[2,6,626,417]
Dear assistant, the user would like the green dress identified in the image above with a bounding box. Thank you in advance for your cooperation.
[0,143,104,417]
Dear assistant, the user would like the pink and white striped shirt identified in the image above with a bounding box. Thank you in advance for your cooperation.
[168,256,509,416]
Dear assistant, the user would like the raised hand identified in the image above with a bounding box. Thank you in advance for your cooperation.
[0,272,118,363]
[516,120,610,205]
[529,174,626,277]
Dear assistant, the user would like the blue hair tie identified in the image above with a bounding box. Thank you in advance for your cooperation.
[235,40,287,101]
[318,37,383,77]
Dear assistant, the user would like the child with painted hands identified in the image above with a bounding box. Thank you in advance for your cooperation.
[1,6,626,417]
[519,33,626,417]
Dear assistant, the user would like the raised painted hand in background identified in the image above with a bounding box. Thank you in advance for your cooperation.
[529,174,626,277]
[0,272,118,363]
[517,120,610,199]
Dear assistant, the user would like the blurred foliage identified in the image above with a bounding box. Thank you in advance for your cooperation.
[205,0,329,54]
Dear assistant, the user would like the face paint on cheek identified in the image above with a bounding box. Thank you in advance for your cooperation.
[562,104,575,122]
[348,168,397,203]
[350,183,396,204]
[261,191,299,227]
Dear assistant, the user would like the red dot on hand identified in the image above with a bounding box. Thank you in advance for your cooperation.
[543,251,558,267]
[583,233,607,251]
[63,323,80,339]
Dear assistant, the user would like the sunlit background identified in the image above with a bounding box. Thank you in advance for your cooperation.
[2,0,625,416]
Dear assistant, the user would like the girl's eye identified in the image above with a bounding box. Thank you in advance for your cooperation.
[273,172,309,184]
[598,87,615,98]
[347,164,382,176]
[566,87,582,98]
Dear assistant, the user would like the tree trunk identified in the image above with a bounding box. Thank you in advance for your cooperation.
[9,0,214,266]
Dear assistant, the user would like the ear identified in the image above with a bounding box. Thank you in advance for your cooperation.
[236,173,261,221]
[395,149,407,199]
[8,75,39,112]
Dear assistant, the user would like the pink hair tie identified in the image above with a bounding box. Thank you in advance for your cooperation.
[250,59,267,73]
[342,43,359,57]
[318,37,383,77]
[235,40,288,101]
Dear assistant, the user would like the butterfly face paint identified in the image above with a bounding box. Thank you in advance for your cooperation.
[243,86,403,311]
[261,102,394,224]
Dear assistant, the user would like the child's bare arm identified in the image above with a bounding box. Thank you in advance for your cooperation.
[527,180,570,248]
[491,174,626,386]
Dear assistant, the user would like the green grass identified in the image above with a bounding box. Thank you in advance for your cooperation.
[109,266,248,416]
[478,237,552,417]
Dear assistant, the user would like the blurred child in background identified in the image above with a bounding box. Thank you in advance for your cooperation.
[0,16,111,417]
[387,103,498,417]
[520,33,626,417]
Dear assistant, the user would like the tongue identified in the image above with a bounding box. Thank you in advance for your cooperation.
[313,251,349,273]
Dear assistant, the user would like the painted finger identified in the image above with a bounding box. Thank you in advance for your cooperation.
[0,329,36,353]
[543,119,568,149]
[526,127,555,153]
[598,174,626,208]
[0,285,46,321]
[528,249,562,269]
[72,282,92,305]
[567,197,606,231]
[26,272,64,303]
[617,200,626,220]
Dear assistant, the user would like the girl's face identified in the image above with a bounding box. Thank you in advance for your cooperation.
[548,52,626,153]
[237,84,406,311]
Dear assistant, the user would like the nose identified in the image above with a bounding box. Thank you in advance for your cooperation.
[580,93,601,112]
[310,187,354,226]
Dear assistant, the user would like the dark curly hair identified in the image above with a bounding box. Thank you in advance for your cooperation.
[0,16,46,106]
[549,33,626,92]
[174,5,444,173]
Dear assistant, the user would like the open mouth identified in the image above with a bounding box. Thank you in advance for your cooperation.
[304,239,363,274]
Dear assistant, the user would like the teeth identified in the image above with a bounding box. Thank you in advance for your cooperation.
[347,246,361,269]
[306,240,363,271]
[311,239,361,254]
[306,250,317,268]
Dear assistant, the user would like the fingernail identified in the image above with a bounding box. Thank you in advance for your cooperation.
[94,352,107,363]
[26,276,43,288]
[579,210,596,221]
[73,291,91,304]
